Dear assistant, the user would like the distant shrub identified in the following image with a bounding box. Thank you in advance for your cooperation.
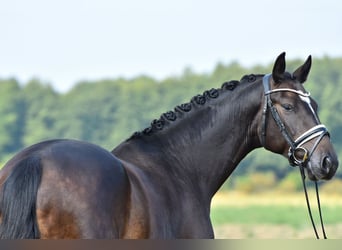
[276,171,302,193]
[320,179,342,194]
[233,172,276,193]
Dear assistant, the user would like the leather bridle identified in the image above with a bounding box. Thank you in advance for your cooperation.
[261,74,329,239]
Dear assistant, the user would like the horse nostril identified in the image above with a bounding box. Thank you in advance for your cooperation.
[322,156,332,173]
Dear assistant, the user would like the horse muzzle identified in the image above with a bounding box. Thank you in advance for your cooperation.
[306,153,339,181]
[288,125,339,181]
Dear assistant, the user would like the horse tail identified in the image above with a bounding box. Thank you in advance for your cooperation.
[0,155,42,239]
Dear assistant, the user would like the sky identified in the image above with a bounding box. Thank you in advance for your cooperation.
[0,0,341,92]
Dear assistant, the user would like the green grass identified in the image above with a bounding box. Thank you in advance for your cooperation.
[211,205,342,229]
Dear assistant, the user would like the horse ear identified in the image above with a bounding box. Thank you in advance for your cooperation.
[292,55,312,84]
[272,52,286,84]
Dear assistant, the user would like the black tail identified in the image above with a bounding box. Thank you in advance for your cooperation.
[0,155,42,239]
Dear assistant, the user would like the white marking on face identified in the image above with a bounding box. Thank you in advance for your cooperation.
[299,95,319,123]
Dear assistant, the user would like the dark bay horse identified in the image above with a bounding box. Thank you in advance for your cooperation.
[0,53,338,238]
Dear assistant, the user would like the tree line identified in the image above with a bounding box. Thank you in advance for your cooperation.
[1,56,342,181]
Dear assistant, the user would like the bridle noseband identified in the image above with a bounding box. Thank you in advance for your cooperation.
[261,74,330,239]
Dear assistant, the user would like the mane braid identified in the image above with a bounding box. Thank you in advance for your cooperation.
[240,74,264,83]
[128,79,243,140]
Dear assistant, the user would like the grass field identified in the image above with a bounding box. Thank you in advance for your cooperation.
[210,191,342,239]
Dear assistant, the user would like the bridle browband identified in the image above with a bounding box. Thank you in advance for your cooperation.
[261,74,330,239]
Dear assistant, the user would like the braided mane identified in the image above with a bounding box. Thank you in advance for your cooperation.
[128,74,261,140]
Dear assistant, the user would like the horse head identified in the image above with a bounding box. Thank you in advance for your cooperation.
[260,52,338,181]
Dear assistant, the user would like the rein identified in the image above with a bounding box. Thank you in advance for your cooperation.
[261,74,329,239]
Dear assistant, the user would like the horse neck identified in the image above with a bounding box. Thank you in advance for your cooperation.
[114,78,264,199]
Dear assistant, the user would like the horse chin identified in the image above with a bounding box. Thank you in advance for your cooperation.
[306,161,336,181]
[305,164,318,181]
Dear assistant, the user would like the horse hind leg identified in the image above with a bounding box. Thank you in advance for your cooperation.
[36,161,130,239]
[36,204,82,239]
[36,198,125,239]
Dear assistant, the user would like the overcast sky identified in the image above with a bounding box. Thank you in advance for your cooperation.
[0,0,341,92]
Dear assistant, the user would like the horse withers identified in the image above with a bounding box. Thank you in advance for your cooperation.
[0,53,338,238]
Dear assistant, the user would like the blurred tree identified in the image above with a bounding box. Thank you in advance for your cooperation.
[0,55,341,186]
[0,78,24,159]
[21,79,60,146]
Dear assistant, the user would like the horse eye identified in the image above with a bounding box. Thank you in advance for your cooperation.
[281,103,294,111]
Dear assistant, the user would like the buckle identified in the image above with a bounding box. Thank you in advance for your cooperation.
[289,147,309,166]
